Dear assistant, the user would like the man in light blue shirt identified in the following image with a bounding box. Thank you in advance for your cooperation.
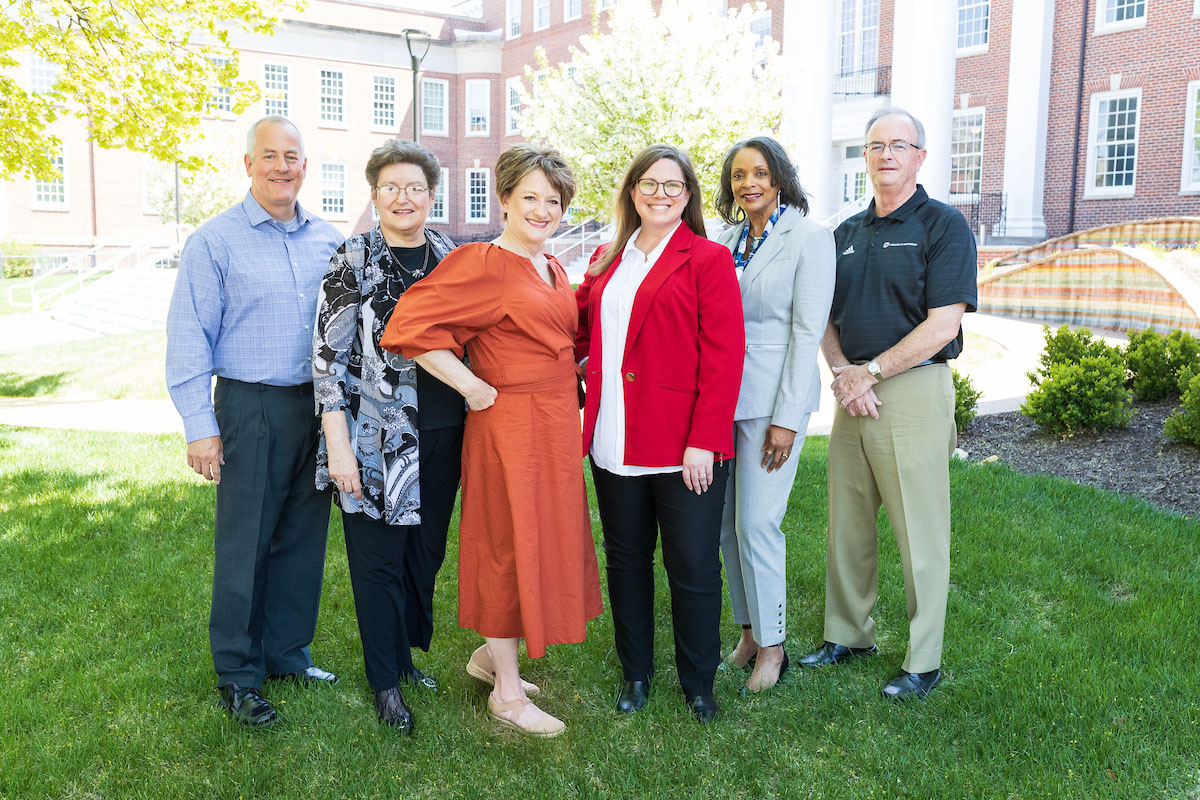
[167,115,343,727]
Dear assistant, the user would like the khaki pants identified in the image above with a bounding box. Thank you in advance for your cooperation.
[824,363,956,673]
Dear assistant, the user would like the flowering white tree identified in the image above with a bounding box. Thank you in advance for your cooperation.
[517,0,783,221]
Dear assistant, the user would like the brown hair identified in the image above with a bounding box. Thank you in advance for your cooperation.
[494,144,576,220]
[588,144,707,277]
[364,139,441,189]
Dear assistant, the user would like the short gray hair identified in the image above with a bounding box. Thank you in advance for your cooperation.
[245,115,305,158]
[864,106,926,149]
[364,139,441,189]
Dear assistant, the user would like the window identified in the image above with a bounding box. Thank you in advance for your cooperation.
[33,146,67,209]
[263,63,288,116]
[466,169,489,223]
[750,10,772,51]
[465,79,490,136]
[837,0,879,76]
[28,53,60,94]
[319,69,344,124]
[421,78,448,136]
[207,57,233,114]
[950,109,985,196]
[506,77,522,135]
[1085,89,1140,197]
[507,0,522,38]
[956,0,989,52]
[373,76,396,129]
[564,0,581,20]
[1095,0,1146,33]
[597,0,613,9]
[430,167,449,223]
[535,0,550,29]
[321,163,346,217]
[1183,81,1200,192]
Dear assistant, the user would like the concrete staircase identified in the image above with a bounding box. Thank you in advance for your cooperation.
[51,265,179,335]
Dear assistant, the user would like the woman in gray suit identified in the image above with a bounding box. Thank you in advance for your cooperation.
[714,136,835,693]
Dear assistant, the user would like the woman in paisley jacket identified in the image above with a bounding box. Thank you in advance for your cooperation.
[312,140,464,733]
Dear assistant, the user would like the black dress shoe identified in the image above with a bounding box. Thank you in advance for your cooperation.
[267,665,339,686]
[374,686,413,733]
[402,666,438,691]
[685,694,719,724]
[798,641,879,669]
[615,679,650,714]
[882,669,941,701]
[218,683,277,727]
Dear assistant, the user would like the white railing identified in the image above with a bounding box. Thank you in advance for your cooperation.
[819,195,871,230]
[546,220,614,267]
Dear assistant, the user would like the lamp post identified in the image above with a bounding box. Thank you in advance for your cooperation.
[404,28,432,142]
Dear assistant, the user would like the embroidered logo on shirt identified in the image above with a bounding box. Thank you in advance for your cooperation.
[841,245,855,256]
[882,241,918,248]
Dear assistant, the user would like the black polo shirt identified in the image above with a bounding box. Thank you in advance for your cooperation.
[831,185,978,363]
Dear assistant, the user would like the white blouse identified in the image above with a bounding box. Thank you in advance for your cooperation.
[590,222,684,476]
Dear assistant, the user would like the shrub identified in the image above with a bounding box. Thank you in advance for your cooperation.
[1164,368,1200,446]
[952,368,982,432]
[1126,328,1200,401]
[1020,355,1134,435]
[1,238,39,279]
[1027,324,1124,387]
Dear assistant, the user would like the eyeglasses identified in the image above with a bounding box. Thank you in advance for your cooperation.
[375,183,429,200]
[864,141,918,155]
[636,179,686,197]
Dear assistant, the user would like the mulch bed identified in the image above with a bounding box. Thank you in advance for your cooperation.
[957,400,1200,520]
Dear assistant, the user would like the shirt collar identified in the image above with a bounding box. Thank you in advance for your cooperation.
[241,190,312,229]
[864,184,929,224]
[622,220,682,265]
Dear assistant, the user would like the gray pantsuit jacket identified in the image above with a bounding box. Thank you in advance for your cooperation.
[717,204,835,646]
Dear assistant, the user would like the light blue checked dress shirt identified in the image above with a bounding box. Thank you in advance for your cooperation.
[166,191,343,442]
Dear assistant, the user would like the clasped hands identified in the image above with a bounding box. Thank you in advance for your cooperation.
[831,364,883,419]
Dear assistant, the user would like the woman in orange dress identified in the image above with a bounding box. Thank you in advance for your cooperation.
[380,144,601,738]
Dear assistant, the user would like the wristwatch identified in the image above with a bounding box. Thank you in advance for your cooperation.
[866,360,883,381]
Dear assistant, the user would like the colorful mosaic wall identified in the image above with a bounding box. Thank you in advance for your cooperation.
[990,217,1200,268]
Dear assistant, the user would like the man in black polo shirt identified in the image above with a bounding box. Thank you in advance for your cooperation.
[799,106,977,701]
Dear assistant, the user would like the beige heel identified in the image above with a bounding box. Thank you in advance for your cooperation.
[466,644,540,695]
[487,694,565,738]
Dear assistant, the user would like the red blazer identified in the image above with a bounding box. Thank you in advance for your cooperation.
[575,222,745,466]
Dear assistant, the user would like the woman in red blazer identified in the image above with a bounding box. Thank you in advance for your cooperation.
[575,144,744,723]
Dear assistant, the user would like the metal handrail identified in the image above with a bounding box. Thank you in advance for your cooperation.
[35,238,186,312]
[547,220,614,266]
[819,195,871,230]
[7,245,104,310]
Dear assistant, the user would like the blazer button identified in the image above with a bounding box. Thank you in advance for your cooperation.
[624,372,635,382]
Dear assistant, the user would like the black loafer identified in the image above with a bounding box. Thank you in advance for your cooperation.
[267,665,339,686]
[685,694,719,724]
[374,686,414,733]
[882,669,941,701]
[403,666,439,691]
[615,679,650,714]
[798,641,878,669]
[218,683,277,727]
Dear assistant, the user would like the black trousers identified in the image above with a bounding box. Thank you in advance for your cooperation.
[343,425,463,691]
[590,459,729,697]
[210,378,331,688]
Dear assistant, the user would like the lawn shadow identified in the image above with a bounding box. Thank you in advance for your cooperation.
[0,371,66,397]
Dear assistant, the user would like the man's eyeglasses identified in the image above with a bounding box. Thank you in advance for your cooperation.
[864,141,918,156]
[636,179,686,197]
[375,183,429,200]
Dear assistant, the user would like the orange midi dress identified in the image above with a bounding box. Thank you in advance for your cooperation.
[379,242,602,658]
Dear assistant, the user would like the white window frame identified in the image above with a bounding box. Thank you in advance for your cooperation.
[506,76,522,135]
[320,162,347,219]
[836,0,879,78]
[1094,0,1147,34]
[564,0,581,21]
[1084,88,1141,199]
[465,168,490,224]
[465,79,491,137]
[1182,80,1200,194]
[263,63,289,117]
[949,108,985,200]
[507,0,522,39]
[750,9,772,51]
[956,0,989,55]
[429,167,450,223]
[372,74,396,131]
[32,145,68,210]
[206,57,234,116]
[534,0,551,29]
[319,69,345,126]
[28,53,60,94]
[597,0,613,10]
[420,78,449,137]
[1194,0,1199,17]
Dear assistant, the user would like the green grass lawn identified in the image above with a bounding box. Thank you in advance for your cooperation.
[0,330,166,400]
[1,427,1197,799]
[0,274,98,315]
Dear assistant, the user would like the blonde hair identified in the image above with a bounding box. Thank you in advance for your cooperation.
[494,144,576,220]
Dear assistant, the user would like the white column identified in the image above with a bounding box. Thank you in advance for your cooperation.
[889,0,957,202]
[1001,0,1054,239]
[780,0,836,220]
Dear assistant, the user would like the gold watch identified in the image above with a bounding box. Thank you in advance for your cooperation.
[866,360,883,381]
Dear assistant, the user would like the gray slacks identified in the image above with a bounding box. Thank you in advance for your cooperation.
[210,378,331,688]
[720,414,809,648]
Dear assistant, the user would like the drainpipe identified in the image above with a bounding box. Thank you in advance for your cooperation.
[1067,0,1090,235]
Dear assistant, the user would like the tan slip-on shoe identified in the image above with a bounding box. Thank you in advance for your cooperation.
[466,644,540,695]
[487,694,565,738]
